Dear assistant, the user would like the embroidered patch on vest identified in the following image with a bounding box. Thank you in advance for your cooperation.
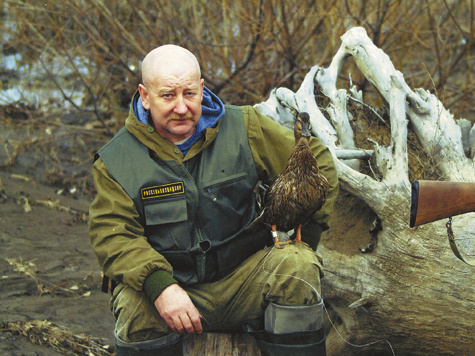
[141,182,185,200]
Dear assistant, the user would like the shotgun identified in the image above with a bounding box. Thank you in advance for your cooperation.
[410,180,475,266]
[410,180,475,227]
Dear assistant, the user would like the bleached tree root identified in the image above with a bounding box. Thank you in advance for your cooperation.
[255,27,475,355]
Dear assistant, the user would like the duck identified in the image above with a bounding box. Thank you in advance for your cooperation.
[250,112,330,248]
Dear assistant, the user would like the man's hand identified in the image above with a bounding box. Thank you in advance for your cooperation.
[154,284,203,335]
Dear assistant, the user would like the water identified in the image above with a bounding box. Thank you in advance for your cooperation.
[0,50,87,110]
[0,6,89,111]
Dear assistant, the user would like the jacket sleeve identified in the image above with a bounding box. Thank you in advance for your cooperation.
[88,157,177,300]
[242,105,339,237]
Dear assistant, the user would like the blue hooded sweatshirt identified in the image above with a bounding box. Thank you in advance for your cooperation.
[133,86,225,155]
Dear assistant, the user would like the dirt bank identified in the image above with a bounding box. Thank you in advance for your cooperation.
[0,170,115,355]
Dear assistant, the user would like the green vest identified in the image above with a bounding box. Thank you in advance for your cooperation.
[97,105,271,284]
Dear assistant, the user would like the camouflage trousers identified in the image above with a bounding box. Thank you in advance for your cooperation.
[111,243,323,346]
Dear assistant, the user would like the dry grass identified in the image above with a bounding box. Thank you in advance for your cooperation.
[5,257,96,297]
[1,320,113,356]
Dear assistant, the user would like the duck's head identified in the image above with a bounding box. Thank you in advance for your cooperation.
[294,112,312,141]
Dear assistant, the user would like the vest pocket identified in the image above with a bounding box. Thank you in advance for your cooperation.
[143,196,187,226]
[201,172,248,190]
[199,172,252,240]
[144,196,190,253]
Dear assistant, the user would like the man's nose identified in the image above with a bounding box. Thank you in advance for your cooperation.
[174,95,188,114]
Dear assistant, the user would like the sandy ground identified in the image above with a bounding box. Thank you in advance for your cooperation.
[0,170,115,356]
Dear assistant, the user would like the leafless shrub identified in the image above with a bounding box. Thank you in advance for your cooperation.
[1,0,472,124]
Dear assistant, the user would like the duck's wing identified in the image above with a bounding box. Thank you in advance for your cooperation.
[296,174,330,226]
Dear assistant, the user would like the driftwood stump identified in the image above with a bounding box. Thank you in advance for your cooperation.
[255,27,475,355]
[184,333,261,355]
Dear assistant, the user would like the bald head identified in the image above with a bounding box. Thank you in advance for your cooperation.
[138,44,204,143]
[141,45,201,87]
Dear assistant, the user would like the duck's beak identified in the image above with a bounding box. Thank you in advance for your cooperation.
[301,123,311,137]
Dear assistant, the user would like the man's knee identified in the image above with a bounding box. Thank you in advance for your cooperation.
[262,243,323,305]
[111,283,170,343]
[267,243,323,278]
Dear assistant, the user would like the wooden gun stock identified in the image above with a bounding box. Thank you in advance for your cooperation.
[410,180,475,227]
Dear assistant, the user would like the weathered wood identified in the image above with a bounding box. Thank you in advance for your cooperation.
[254,26,475,355]
[335,149,373,160]
[183,333,261,356]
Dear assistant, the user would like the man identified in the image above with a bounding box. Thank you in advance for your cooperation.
[89,45,338,356]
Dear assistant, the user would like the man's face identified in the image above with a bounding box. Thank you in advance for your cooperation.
[139,68,204,143]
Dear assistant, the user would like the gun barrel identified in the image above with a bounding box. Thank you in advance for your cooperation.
[410,180,475,227]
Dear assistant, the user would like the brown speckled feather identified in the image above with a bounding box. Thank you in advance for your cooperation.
[256,112,329,235]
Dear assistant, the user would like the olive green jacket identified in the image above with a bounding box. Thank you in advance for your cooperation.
[89,103,339,302]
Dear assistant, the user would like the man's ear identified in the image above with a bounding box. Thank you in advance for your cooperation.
[138,84,150,110]
[200,79,204,101]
